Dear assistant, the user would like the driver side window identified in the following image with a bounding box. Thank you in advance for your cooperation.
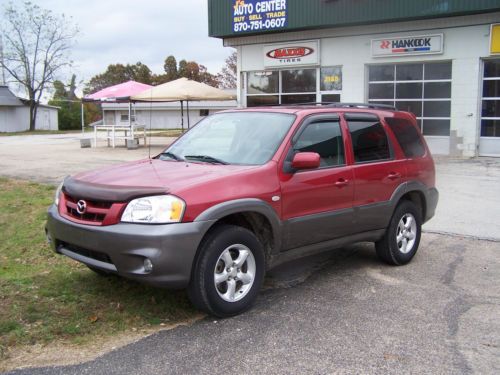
[294,120,345,167]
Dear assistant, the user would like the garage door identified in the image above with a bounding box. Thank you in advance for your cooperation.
[479,59,500,157]
[367,62,452,155]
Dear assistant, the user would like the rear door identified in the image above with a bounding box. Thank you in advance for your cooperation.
[345,113,406,232]
[280,115,354,250]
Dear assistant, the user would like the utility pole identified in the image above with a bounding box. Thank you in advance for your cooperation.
[0,35,6,85]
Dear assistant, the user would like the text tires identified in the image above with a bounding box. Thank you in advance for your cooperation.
[188,225,265,318]
[375,200,422,266]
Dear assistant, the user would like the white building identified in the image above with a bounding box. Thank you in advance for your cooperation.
[208,1,500,157]
[101,99,237,129]
[0,86,59,132]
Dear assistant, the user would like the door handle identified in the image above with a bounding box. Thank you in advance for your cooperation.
[387,172,402,180]
[335,178,349,188]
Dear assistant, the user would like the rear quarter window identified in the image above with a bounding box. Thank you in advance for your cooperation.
[385,117,426,158]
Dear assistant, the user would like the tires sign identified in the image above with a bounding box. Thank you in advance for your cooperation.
[264,40,319,67]
[371,34,444,57]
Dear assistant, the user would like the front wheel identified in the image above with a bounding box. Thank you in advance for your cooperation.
[187,225,265,318]
[375,200,422,265]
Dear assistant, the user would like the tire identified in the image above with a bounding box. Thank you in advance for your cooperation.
[188,224,265,318]
[87,266,112,276]
[375,200,422,266]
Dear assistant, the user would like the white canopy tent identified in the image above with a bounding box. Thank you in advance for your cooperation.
[131,78,236,130]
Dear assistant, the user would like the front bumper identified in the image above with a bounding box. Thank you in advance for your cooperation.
[46,204,215,289]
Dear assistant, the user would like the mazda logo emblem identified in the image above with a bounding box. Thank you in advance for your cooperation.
[76,200,87,214]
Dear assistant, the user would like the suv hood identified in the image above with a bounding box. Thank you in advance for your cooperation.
[64,159,258,201]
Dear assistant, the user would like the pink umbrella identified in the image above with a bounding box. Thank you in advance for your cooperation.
[81,81,153,134]
[84,80,152,101]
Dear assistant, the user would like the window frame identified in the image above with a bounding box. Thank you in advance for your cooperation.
[344,113,394,165]
[245,66,343,107]
[367,62,452,137]
[283,114,346,173]
[480,59,500,138]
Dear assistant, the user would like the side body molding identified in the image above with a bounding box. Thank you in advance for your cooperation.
[194,198,283,254]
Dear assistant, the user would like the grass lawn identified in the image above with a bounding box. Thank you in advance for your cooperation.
[0,178,196,361]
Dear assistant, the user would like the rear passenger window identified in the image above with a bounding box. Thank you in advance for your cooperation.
[347,120,391,163]
[385,117,426,158]
[294,121,345,167]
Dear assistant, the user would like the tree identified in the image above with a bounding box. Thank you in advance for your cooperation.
[48,74,88,130]
[85,62,153,94]
[217,50,237,89]
[163,55,178,81]
[0,2,78,131]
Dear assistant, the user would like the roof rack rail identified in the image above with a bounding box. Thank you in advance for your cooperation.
[280,102,397,111]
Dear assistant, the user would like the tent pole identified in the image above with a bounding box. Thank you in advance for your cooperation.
[81,102,84,135]
[181,100,184,132]
[187,101,190,129]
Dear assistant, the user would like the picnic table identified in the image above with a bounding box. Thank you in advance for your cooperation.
[93,123,147,148]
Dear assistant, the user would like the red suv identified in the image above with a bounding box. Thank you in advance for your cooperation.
[46,103,438,317]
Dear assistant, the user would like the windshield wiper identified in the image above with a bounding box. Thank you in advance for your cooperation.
[184,155,229,165]
[158,151,184,161]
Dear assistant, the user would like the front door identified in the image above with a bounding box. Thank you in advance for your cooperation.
[280,116,354,250]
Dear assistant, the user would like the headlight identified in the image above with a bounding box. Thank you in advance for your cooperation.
[121,195,185,224]
[54,181,64,207]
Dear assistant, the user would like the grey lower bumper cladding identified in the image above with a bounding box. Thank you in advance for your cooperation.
[46,205,215,288]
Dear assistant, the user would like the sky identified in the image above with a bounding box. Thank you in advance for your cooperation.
[0,0,234,94]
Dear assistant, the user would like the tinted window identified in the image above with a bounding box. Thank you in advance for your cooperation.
[385,117,426,158]
[348,121,390,163]
[294,121,345,167]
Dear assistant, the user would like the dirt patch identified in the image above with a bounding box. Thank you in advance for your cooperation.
[0,315,204,372]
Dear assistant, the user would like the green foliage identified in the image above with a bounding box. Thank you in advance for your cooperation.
[85,62,153,94]
[85,55,220,92]
[48,75,84,130]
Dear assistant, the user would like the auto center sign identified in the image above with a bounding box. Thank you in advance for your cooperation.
[371,34,444,57]
[264,40,319,67]
[233,0,288,33]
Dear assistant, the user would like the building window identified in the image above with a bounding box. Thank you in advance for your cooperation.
[200,109,209,116]
[481,60,500,137]
[368,62,452,136]
[120,113,136,122]
[246,69,317,106]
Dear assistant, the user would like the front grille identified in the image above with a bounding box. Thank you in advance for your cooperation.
[59,241,113,264]
[59,193,126,226]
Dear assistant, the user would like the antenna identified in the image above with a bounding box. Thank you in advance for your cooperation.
[148,90,153,163]
[0,35,6,85]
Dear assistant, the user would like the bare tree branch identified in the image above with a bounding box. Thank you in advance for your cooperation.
[0,1,78,130]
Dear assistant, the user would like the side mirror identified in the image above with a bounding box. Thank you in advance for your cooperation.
[291,152,320,170]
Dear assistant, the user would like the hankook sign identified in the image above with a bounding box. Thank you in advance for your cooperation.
[371,34,444,57]
[264,40,319,67]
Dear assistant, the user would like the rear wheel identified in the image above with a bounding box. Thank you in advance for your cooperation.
[375,200,422,265]
[188,224,265,318]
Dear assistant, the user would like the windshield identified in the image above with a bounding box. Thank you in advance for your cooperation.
[161,112,296,165]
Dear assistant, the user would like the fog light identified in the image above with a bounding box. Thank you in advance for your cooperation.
[144,258,153,273]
